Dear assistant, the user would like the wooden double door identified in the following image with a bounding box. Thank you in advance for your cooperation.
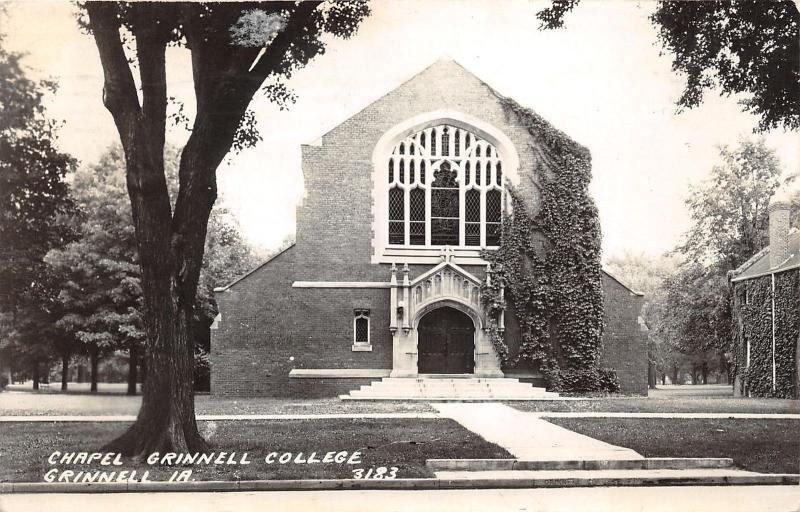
[418,307,475,374]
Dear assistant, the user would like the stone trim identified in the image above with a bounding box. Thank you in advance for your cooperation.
[292,281,390,288]
[288,369,391,379]
[371,110,519,264]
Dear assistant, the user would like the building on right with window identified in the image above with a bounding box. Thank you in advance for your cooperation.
[730,187,799,398]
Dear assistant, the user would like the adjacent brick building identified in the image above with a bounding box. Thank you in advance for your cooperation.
[730,189,799,398]
[211,59,648,397]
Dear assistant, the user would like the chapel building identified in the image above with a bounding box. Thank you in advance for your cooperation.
[210,59,647,397]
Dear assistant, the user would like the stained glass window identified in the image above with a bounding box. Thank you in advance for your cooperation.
[386,124,504,248]
[486,189,502,246]
[410,188,425,246]
[389,187,404,245]
[465,189,481,246]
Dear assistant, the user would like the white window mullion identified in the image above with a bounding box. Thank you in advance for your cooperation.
[459,163,465,247]
[425,178,431,246]
[480,184,487,247]
[404,177,410,245]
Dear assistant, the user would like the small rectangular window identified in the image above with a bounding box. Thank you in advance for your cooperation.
[354,309,370,345]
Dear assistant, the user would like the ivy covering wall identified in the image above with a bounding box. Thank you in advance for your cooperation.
[480,96,609,392]
[733,270,799,398]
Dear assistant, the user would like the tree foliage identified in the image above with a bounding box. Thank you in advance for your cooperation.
[0,28,76,381]
[45,147,144,390]
[678,138,782,270]
[665,139,784,383]
[537,1,800,131]
[46,144,260,392]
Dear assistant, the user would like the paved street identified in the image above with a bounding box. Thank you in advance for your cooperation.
[2,487,799,512]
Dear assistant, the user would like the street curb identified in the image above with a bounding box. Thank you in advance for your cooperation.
[426,457,737,471]
[1,474,797,494]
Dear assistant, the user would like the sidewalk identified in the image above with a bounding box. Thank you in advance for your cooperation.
[1,410,798,422]
[433,403,642,460]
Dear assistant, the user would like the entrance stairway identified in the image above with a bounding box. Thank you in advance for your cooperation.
[339,376,559,400]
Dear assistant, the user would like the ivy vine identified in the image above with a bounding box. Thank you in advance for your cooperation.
[733,271,798,398]
[480,96,607,391]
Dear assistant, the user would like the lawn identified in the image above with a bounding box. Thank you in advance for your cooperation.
[547,417,800,474]
[0,392,435,416]
[0,418,510,483]
[508,395,799,414]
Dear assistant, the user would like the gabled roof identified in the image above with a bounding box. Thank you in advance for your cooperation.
[214,243,296,292]
[601,269,645,297]
[305,57,585,154]
[731,229,800,282]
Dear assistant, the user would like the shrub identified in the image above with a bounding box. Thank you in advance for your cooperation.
[548,366,621,394]
[598,367,621,393]
[0,374,8,391]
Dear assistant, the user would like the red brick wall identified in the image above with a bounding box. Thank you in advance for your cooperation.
[599,273,648,395]
[295,60,547,280]
[211,60,647,397]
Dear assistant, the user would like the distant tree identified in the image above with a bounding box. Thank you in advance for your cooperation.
[658,139,784,384]
[537,1,800,131]
[48,144,259,394]
[0,28,76,388]
[46,147,144,394]
[661,263,731,384]
[678,138,782,271]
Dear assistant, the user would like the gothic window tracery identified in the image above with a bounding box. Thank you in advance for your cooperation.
[386,124,504,247]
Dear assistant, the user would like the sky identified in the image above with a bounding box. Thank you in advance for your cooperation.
[4,0,799,261]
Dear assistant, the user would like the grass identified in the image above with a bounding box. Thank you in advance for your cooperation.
[0,392,435,416]
[0,419,510,483]
[546,417,800,474]
[508,392,799,414]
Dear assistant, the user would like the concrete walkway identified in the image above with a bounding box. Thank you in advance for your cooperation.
[2,410,799,422]
[433,402,643,460]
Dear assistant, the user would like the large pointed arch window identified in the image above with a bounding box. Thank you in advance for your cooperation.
[386,124,504,247]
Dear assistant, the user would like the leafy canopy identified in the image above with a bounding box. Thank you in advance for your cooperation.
[537,1,800,132]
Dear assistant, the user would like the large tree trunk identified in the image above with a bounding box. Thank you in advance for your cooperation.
[61,353,69,391]
[32,364,39,391]
[127,344,139,396]
[88,2,320,457]
[671,364,679,385]
[90,346,99,393]
[647,361,656,389]
[701,361,708,384]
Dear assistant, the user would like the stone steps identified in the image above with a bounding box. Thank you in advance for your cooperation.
[427,457,800,487]
[339,377,559,400]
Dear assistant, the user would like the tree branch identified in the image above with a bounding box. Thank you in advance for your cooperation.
[132,4,172,163]
[86,2,141,130]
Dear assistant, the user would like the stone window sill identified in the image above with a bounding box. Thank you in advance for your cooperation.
[352,344,373,352]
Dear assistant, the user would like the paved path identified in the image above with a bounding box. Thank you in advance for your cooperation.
[2,410,799,422]
[433,403,643,460]
[2,487,799,512]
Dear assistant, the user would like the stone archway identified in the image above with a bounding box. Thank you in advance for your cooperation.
[417,306,475,374]
[388,261,504,378]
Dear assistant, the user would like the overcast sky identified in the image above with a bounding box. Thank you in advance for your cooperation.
[5,0,799,260]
